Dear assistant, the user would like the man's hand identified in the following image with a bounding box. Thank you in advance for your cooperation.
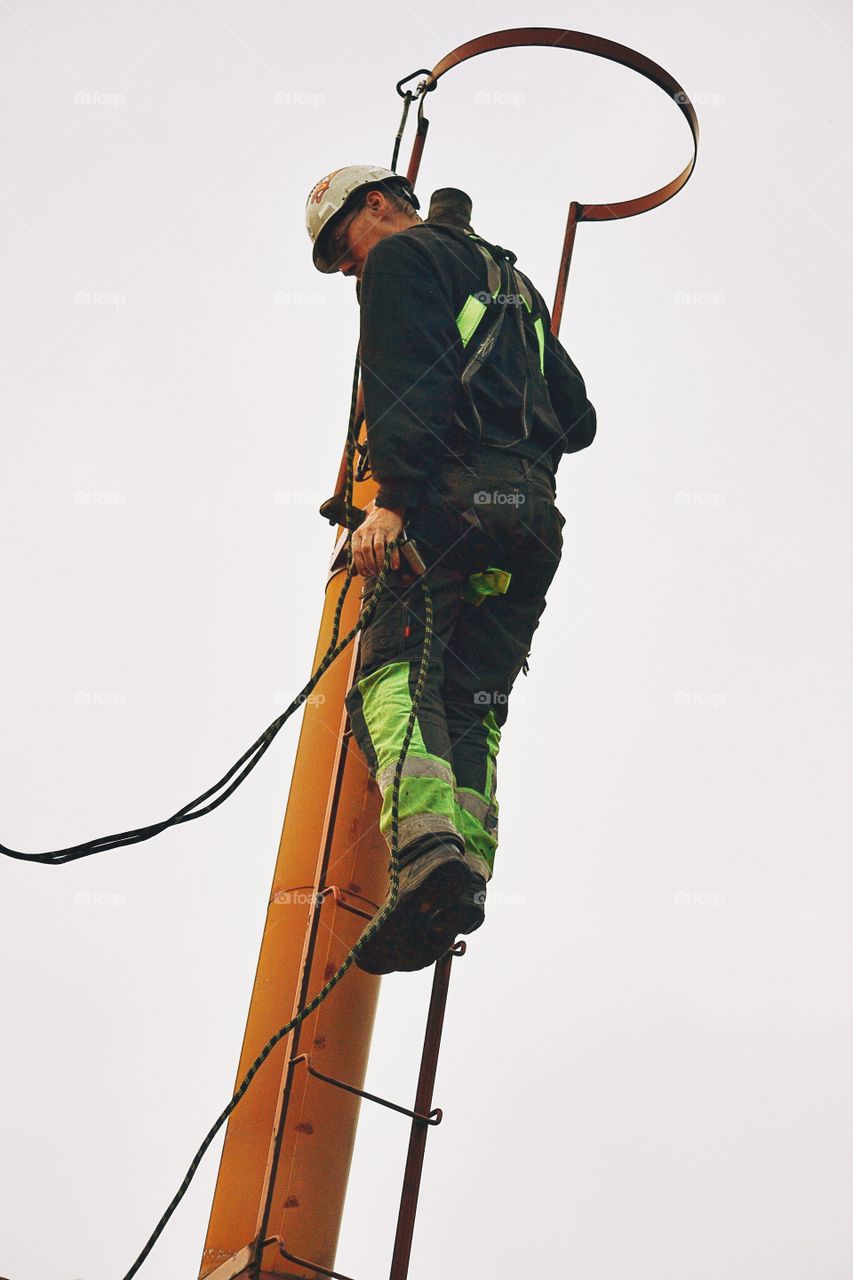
[351,501,405,577]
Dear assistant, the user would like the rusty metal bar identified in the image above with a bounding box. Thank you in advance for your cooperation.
[275,1238,358,1280]
[289,1054,443,1126]
[398,27,699,334]
[389,941,465,1280]
[403,27,699,224]
[315,884,375,923]
[551,200,580,340]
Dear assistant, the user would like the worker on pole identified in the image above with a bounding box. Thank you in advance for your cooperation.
[305,165,597,976]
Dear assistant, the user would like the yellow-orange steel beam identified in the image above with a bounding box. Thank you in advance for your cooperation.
[199,471,386,1280]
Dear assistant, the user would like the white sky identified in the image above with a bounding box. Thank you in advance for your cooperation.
[2,1,852,1277]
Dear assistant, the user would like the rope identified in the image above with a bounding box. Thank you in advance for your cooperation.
[121,566,434,1280]
[0,345,440,1276]
[0,353,369,867]
[0,566,386,866]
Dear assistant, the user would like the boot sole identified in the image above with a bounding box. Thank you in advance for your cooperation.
[425,869,487,955]
[355,857,470,975]
[426,900,485,959]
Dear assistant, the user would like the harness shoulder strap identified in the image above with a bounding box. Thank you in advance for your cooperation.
[454,237,545,374]
[454,238,501,347]
[510,267,544,375]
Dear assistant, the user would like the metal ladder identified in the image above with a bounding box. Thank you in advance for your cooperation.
[262,942,464,1280]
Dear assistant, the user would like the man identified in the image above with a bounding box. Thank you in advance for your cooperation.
[306,165,596,975]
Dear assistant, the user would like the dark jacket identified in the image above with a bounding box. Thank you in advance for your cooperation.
[357,222,597,512]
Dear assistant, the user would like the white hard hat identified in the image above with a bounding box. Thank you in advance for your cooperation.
[305,164,420,273]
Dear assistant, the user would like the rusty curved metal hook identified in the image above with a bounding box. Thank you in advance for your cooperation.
[394,27,699,334]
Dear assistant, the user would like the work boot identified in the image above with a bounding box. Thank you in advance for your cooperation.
[397,866,487,972]
[426,858,488,955]
[354,839,470,975]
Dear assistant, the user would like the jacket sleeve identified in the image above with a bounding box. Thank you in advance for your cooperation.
[539,298,598,454]
[358,233,463,512]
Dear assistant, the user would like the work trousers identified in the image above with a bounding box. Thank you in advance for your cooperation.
[344,450,564,880]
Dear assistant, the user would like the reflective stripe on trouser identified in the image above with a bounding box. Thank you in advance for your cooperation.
[453,709,500,878]
[349,660,462,854]
[348,660,500,876]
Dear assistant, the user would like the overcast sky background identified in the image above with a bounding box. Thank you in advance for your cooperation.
[2,1,852,1277]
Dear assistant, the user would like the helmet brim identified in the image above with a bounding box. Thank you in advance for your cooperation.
[311,194,360,274]
[312,237,338,274]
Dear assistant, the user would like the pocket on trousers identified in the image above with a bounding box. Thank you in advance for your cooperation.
[357,578,407,675]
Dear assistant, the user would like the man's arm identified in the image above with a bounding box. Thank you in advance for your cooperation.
[358,232,463,513]
[535,291,597,454]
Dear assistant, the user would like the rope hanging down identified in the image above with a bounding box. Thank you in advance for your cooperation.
[121,561,435,1280]
[1,348,438,1280]
[0,356,368,868]
[0,569,376,864]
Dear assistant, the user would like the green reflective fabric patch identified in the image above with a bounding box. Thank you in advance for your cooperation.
[455,792,497,872]
[455,709,501,873]
[356,661,459,843]
[357,661,427,758]
[355,660,505,868]
[456,237,504,348]
[456,295,487,348]
[533,316,545,373]
[465,566,512,607]
[482,709,501,823]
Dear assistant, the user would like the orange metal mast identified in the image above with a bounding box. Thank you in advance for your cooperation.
[198,467,388,1280]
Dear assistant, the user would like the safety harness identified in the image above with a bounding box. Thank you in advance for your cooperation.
[330,231,537,606]
[452,233,546,453]
[456,234,546,371]
[452,233,544,603]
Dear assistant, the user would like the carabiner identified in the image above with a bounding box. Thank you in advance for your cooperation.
[395,67,435,98]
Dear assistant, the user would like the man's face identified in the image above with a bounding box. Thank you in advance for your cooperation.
[328,191,408,280]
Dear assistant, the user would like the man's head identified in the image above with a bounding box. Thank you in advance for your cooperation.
[325,185,421,280]
[306,165,421,279]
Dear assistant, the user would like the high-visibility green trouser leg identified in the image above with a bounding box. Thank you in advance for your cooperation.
[452,709,500,881]
[347,663,504,876]
[347,660,462,856]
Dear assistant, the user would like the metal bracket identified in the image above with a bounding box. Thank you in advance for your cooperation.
[314,883,376,923]
[290,1053,442,1126]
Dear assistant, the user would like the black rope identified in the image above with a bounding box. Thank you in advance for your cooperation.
[1,344,441,1277]
[0,574,378,865]
[390,89,413,174]
[0,355,368,868]
[115,354,439,1276]
[120,566,434,1280]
